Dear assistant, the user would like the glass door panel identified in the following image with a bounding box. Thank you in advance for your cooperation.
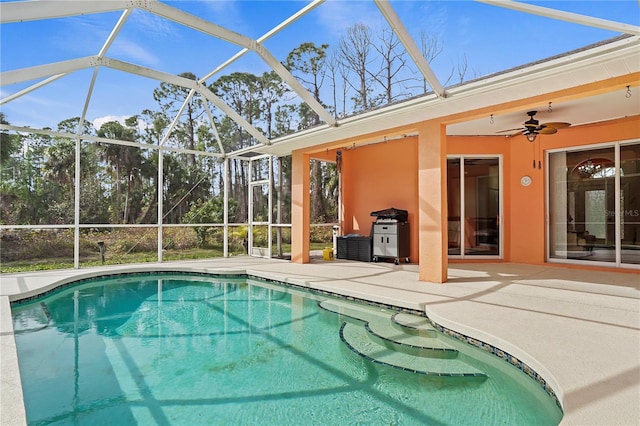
[620,144,640,265]
[447,157,501,258]
[464,159,500,256]
[447,159,461,255]
[549,147,616,263]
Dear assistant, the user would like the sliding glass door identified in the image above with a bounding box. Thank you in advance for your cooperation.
[548,142,639,268]
[447,157,502,258]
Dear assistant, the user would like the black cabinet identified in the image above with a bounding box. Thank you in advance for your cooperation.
[336,236,372,262]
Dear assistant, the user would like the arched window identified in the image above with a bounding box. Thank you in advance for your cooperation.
[572,158,618,179]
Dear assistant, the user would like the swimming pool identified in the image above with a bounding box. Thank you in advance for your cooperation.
[11,272,562,425]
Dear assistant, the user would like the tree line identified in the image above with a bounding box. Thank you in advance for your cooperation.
[1,24,469,228]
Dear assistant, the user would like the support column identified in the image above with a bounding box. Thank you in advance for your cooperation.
[418,120,448,283]
[291,150,310,263]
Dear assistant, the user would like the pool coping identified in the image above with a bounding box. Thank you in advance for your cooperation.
[6,268,562,410]
[1,258,638,425]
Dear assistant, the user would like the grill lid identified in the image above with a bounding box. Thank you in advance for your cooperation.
[370,207,408,222]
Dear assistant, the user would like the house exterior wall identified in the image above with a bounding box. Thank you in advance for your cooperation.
[290,114,639,282]
[340,136,418,253]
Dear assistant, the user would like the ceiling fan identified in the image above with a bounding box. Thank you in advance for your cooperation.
[498,110,571,142]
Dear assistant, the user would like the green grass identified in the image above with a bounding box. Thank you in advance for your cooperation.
[1,238,333,273]
[1,260,75,274]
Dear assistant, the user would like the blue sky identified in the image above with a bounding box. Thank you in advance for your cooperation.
[1,0,638,131]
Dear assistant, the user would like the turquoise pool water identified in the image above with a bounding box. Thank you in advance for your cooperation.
[12,273,562,425]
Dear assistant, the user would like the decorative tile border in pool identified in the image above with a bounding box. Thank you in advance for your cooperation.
[9,269,562,412]
[430,323,561,410]
[9,270,246,306]
[248,274,563,412]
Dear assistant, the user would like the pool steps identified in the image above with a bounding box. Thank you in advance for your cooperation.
[391,312,438,337]
[319,299,487,379]
[366,317,458,359]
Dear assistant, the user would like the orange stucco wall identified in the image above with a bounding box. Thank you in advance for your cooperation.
[447,116,640,264]
[290,113,639,280]
[340,136,419,259]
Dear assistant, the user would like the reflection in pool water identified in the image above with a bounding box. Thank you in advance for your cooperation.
[12,273,562,425]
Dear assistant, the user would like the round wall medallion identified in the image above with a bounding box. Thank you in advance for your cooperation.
[520,175,532,187]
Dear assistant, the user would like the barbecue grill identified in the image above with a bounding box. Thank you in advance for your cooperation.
[370,208,410,264]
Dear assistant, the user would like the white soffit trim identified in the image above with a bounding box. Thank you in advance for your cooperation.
[442,36,640,108]
[254,36,640,157]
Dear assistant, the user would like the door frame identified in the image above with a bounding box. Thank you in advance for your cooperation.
[545,140,640,270]
[248,155,272,258]
[447,155,504,260]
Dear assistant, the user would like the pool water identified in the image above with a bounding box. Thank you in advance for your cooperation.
[11,273,562,425]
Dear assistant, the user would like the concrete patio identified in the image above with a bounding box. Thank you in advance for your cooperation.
[1,257,638,425]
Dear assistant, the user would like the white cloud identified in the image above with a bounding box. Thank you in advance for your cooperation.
[93,115,148,133]
[205,0,239,16]
[92,115,146,130]
[130,10,177,38]
[202,1,244,30]
[93,115,128,130]
[316,0,385,35]
[111,37,160,66]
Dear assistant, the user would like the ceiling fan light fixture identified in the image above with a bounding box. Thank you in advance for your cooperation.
[496,110,571,141]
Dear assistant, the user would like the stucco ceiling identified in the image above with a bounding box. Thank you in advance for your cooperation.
[447,89,639,137]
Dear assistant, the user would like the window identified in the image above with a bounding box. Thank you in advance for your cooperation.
[548,143,640,267]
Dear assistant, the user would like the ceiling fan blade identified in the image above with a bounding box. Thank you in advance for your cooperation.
[496,127,524,133]
[539,127,558,135]
[542,122,571,129]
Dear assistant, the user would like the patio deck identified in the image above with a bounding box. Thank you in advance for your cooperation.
[1,257,638,425]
